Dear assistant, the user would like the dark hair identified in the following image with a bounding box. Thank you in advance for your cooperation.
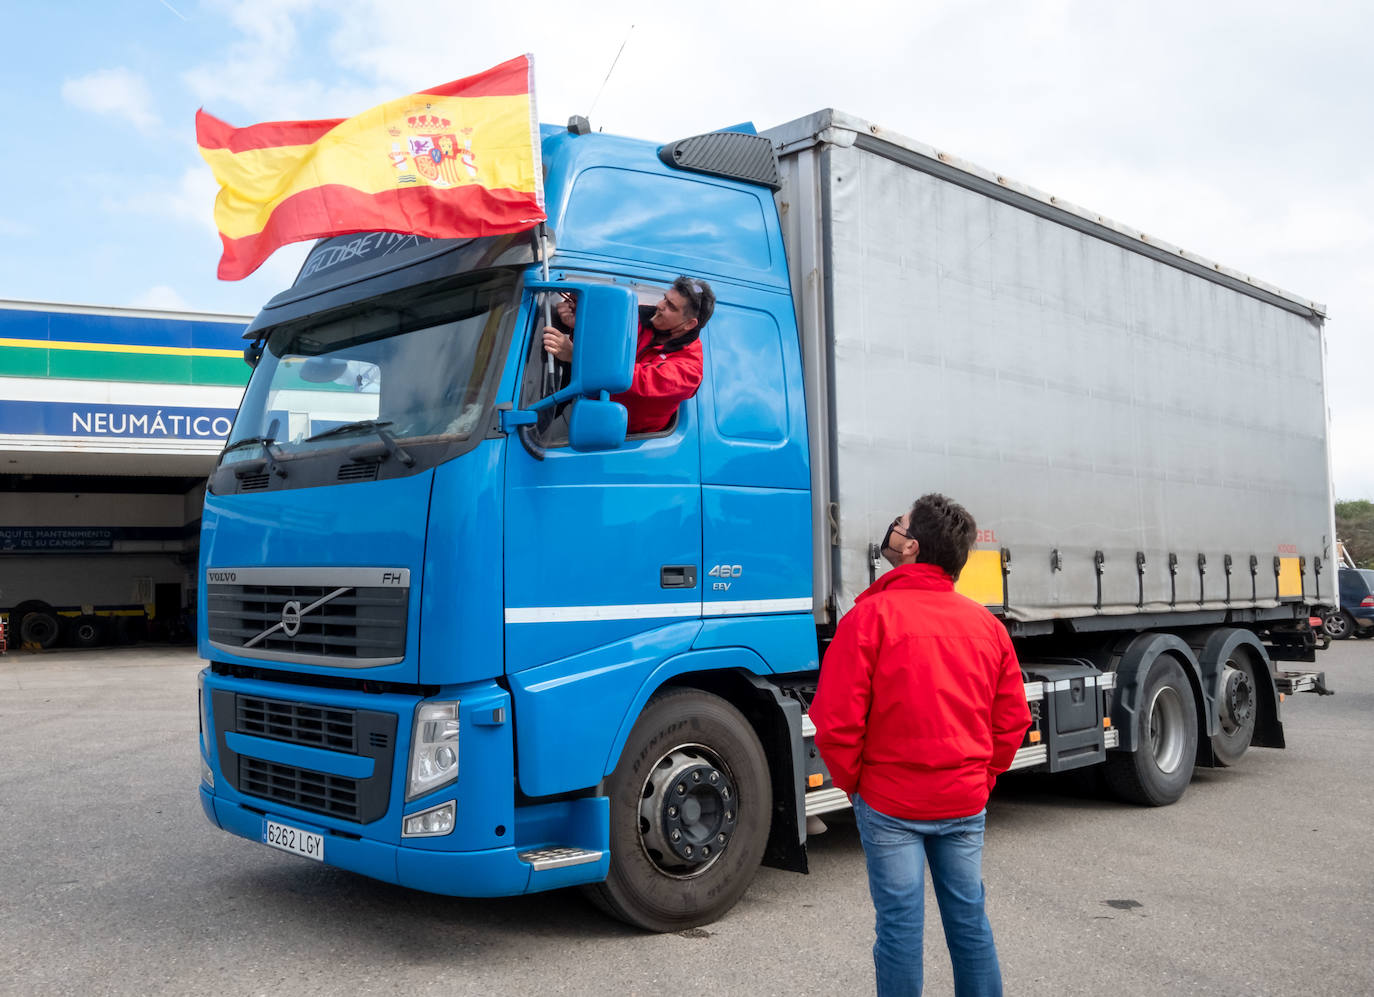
[672,275,715,329]
[908,493,977,579]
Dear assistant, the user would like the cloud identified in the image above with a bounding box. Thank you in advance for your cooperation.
[129,285,191,310]
[61,68,160,134]
[102,166,221,234]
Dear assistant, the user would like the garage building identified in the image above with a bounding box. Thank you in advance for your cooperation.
[1,298,250,648]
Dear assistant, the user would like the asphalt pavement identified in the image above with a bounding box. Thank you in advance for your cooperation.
[1,639,1370,996]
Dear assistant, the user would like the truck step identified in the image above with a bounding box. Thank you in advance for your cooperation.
[517,845,604,871]
[804,786,851,817]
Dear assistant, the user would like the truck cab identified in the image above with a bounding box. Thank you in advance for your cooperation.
[198,123,811,929]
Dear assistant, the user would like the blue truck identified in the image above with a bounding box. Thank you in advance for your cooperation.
[197,110,1332,931]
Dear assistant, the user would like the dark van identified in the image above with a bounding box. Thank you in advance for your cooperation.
[1325,568,1374,639]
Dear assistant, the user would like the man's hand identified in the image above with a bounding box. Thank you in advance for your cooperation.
[555,293,576,327]
[542,327,573,363]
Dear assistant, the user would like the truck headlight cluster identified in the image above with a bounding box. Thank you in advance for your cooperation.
[407,700,460,799]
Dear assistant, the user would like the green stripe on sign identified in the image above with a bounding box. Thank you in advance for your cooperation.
[50,350,193,383]
[1,345,250,387]
[191,355,251,387]
[0,345,51,377]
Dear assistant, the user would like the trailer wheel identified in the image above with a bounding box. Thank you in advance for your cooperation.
[67,615,107,649]
[1322,611,1353,640]
[588,688,772,932]
[19,611,61,649]
[1106,655,1197,806]
[1209,650,1258,766]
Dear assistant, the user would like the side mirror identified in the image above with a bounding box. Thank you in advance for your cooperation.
[567,283,636,395]
[567,398,628,452]
[525,280,636,407]
[244,338,264,368]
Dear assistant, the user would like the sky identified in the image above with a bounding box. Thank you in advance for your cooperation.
[2,0,1371,497]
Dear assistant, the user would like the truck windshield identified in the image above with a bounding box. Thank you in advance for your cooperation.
[221,272,516,471]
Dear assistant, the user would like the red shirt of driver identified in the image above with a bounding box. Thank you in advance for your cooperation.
[611,317,704,434]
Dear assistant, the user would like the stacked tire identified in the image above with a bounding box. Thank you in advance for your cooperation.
[14,601,61,650]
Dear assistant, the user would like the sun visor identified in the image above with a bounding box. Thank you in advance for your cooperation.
[658,131,781,190]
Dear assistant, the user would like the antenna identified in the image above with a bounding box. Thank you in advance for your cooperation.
[587,24,634,122]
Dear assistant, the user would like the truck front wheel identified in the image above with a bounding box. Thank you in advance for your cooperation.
[589,688,772,932]
[1105,655,1198,806]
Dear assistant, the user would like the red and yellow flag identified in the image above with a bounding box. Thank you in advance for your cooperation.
[196,54,545,280]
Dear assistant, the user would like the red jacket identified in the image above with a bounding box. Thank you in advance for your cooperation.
[610,319,703,434]
[810,563,1031,820]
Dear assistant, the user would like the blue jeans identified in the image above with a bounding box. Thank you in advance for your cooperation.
[851,794,1002,997]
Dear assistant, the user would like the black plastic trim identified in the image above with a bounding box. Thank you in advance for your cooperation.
[659,131,782,191]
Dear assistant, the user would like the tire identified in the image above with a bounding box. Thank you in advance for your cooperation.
[1105,655,1198,806]
[19,611,61,649]
[12,600,54,643]
[1210,650,1258,766]
[66,615,107,649]
[1323,611,1354,640]
[587,688,772,932]
[1354,626,1374,640]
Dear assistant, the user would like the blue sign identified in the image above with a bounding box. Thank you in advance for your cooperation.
[0,400,235,440]
[0,527,115,551]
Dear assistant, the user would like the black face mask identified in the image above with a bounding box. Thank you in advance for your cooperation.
[880,518,914,555]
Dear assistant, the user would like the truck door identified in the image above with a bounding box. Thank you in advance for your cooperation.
[695,292,812,651]
[503,291,703,673]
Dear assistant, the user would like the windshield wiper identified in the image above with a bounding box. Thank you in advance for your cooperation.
[219,435,287,478]
[307,419,414,467]
[221,435,278,455]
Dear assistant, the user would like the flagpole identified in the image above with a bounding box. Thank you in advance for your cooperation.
[540,223,556,392]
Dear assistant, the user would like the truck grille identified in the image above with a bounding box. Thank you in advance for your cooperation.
[237,696,356,751]
[241,758,361,821]
[205,568,409,667]
[211,689,397,825]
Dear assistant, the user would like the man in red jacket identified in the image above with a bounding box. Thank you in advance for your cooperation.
[811,493,1030,997]
[542,276,711,434]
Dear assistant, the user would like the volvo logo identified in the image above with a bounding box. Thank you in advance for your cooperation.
[242,585,352,649]
[281,600,303,637]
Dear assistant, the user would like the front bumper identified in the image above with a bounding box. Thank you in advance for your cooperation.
[201,788,609,896]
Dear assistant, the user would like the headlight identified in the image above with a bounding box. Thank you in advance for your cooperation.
[197,672,215,787]
[407,700,460,799]
[403,800,456,837]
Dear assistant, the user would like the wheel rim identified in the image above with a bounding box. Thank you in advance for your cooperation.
[637,743,738,879]
[1326,613,1348,637]
[1217,662,1254,737]
[1146,683,1187,774]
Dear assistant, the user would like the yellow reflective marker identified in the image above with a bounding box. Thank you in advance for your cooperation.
[1277,557,1302,599]
[955,549,1004,606]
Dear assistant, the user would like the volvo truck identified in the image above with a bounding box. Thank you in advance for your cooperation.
[196,110,1331,931]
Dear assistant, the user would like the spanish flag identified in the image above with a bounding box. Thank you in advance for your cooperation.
[196,54,545,281]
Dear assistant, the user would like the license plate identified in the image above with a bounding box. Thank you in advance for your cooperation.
[262,819,324,862]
